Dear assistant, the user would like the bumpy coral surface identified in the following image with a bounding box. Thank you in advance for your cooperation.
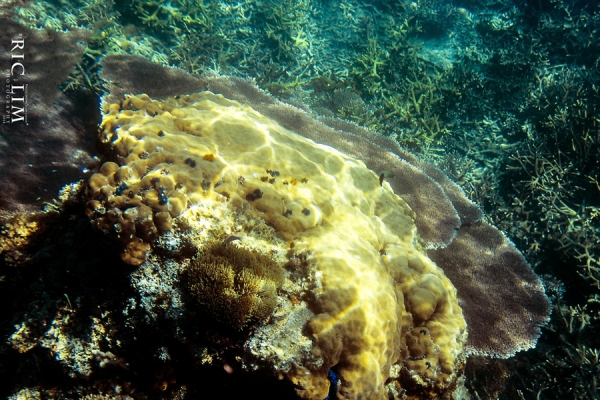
[182,240,285,330]
[87,92,467,399]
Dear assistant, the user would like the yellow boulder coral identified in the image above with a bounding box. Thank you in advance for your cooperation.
[87,92,466,398]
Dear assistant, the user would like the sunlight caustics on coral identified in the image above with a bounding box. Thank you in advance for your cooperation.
[86,91,468,398]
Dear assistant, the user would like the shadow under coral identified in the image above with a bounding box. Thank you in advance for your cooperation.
[0,200,299,399]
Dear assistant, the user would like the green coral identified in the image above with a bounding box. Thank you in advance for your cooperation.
[353,39,388,95]
[256,0,312,61]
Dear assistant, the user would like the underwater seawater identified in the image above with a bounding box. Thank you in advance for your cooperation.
[0,0,598,399]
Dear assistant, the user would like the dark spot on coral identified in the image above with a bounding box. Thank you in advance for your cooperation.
[266,169,280,177]
[302,208,310,216]
[158,188,168,205]
[269,178,275,184]
[203,153,215,161]
[157,130,165,137]
[301,178,308,183]
[246,189,263,202]
[154,294,172,309]
[115,183,128,196]
[238,176,245,185]
[420,329,427,335]
[185,158,197,168]
[201,179,211,191]
[139,151,149,159]
[378,170,395,186]
[284,209,293,217]
[327,369,340,399]
[260,176,269,182]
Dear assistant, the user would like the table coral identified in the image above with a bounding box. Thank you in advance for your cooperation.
[87,91,467,398]
[0,18,94,213]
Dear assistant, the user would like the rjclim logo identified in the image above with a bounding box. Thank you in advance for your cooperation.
[3,33,27,125]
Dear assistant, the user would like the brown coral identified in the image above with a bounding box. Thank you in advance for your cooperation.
[428,221,551,356]
[0,18,94,213]
[182,240,284,330]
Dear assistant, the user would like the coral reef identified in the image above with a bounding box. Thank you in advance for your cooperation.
[97,55,550,363]
[202,73,550,358]
[86,89,468,398]
[8,0,599,396]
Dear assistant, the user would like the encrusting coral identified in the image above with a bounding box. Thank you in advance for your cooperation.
[87,89,467,398]
[0,212,44,266]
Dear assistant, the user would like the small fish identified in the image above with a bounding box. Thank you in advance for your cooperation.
[221,235,241,247]
[378,170,395,186]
